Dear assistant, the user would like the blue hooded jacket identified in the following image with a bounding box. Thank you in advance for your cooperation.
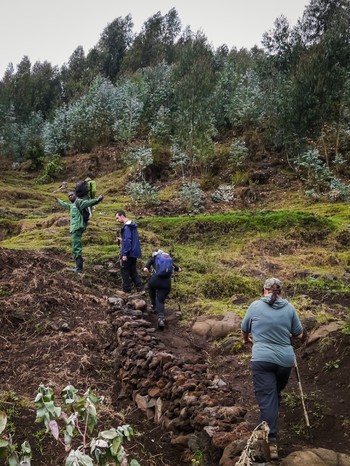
[120,221,142,258]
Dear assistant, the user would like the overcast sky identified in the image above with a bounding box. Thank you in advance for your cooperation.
[0,0,308,77]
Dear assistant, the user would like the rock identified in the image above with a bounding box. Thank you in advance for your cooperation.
[191,320,214,337]
[211,312,241,338]
[307,321,344,344]
[129,298,147,311]
[280,448,350,466]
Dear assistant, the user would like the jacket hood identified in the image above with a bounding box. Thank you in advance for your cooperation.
[124,220,138,228]
[260,294,289,309]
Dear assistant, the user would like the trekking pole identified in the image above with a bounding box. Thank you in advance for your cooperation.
[294,356,312,440]
[172,273,182,313]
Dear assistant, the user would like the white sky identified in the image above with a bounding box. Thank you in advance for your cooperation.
[0,0,308,77]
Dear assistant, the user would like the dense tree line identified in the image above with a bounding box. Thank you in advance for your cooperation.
[1,0,350,198]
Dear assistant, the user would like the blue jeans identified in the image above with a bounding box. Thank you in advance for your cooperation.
[252,361,292,438]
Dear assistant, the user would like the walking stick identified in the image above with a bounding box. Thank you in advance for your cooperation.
[294,356,312,440]
[172,273,182,313]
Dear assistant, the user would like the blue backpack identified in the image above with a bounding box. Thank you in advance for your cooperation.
[154,252,173,278]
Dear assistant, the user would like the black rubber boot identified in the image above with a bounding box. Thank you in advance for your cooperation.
[76,256,84,272]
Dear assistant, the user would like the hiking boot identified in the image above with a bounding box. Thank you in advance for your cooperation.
[268,441,278,461]
[68,267,78,272]
[76,256,84,272]
[158,318,165,330]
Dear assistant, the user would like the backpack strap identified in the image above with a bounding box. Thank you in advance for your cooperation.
[74,199,83,215]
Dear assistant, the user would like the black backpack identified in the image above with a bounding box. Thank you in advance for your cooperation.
[75,180,89,197]
[74,200,90,228]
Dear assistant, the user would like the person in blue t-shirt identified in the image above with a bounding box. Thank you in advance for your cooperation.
[241,277,303,459]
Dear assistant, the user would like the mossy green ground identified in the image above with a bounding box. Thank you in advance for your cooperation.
[1,168,350,321]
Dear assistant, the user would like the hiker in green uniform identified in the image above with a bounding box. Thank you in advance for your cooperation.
[52,191,104,272]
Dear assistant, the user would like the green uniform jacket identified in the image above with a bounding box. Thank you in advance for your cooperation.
[58,198,101,232]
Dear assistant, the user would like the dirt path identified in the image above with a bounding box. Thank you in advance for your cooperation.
[1,247,350,465]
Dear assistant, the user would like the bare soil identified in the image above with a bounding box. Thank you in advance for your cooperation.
[1,247,350,465]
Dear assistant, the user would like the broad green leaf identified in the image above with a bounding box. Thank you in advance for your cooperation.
[129,460,141,466]
[65,450,94,466]
[64,432,72,445]
[0,439,9,448]
[0,411,7,434]
[8,453,19,466]
[100,429,118,440]
[94,439,108,448]
[21,441,31,455]
[116,445,125,463]
[110,436,122,456]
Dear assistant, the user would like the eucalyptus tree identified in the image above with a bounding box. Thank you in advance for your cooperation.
[66,75,118,151]
[297,0,349,45]
[43,107,70,155]
[138,62,173,140]
[170,31,217,177]
[121,8,181,73]
[262,15,302,73]
[31,61,61,119]
[213,48,270,138]
[94,15,134,82]
[284,0,350,152]
[44,76,118,154]
[60,46,90,103]
[0,64,15,108]
[112,78,144,142]
[0,104,20,158]
[10,56,33,123]
[17,111,45,163]
[261,0,350,159]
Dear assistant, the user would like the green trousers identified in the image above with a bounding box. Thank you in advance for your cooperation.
[71,228,84,259]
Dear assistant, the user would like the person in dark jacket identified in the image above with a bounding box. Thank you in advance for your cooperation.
[115,210,144,296]
[143,250,181,329]
[241,277,303,460]
[53,191,104,272]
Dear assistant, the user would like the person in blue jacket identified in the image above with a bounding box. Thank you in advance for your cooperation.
[115,210,145,296]
[241,277,303,459]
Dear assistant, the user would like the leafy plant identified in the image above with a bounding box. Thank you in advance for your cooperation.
[126,181,160,207]
[0,411,32,465]
[178,182,205,214]
[34,384,140,466]
[36,154,64,184]
[211,184,234,203]
[282,391,299,409]
[295,148,349,200]
[324,359,340,371]
[191,449,204,465]
[228,138,249,168]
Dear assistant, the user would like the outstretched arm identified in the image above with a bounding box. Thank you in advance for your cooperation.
[79,195,104,208]
[52,195,70,210]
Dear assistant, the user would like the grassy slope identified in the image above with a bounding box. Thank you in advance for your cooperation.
[1,163,350,328]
